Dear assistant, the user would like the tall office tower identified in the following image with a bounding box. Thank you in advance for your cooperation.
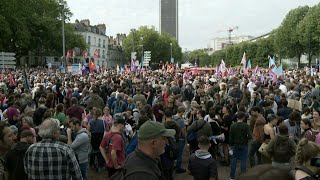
[160,0,178,42]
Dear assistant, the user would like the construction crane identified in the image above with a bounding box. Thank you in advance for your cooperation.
[228,26,239,45]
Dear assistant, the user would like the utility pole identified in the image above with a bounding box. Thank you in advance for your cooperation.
[60,0,66,67]
[170,43,173,63]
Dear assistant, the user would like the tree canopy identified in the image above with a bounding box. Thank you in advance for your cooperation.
[123,26,182,65]
[194,3,320,68]
[0,0,86,59]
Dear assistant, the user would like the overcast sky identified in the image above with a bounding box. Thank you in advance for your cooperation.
[68,0,319,51]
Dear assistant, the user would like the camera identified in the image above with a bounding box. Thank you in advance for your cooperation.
[310,157,320,167]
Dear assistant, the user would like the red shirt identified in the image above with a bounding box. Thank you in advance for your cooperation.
[100,132,125,168]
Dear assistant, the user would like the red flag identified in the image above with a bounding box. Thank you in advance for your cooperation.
[66,50,71,61]
[94,49,100,58]
[125,65,129,73]
[72,49,76,58]
[82,50,88,59]
[89,58,96,73]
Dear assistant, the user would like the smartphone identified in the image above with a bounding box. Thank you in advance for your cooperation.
[310,157,320,167]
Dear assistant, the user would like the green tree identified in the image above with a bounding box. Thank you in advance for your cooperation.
[274,5,310,66]
[297,3,320,66]
[0,0,86,62]
[123,26,182,65]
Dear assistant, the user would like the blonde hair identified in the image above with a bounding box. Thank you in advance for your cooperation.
[295,138,320,165]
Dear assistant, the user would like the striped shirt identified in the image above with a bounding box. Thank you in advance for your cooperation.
[24,139,82,180]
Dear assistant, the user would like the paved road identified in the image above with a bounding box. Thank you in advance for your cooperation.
[88,145,231,180]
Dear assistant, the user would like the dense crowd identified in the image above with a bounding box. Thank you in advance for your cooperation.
[0,67,319,180]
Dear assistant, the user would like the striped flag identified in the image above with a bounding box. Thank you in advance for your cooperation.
[240,52,246,69]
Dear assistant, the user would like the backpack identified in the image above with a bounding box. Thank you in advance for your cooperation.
[167,136,179,160]
[163,121,180,161]
[294,165,320,180]
[187,121,206,144]
[273,136,291,163]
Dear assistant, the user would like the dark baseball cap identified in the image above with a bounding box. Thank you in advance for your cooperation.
[138,120,176,140]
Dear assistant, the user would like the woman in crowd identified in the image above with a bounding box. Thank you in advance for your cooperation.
[295,138,320,179]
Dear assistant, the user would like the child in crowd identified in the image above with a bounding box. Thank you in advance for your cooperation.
[188,136,218,180]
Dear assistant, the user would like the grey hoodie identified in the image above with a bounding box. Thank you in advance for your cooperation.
[195,149,212,160]
[70,128,90,164]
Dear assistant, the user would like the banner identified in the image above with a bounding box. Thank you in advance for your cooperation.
[67,65,81,75]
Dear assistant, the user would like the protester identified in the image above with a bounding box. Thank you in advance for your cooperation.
[24,118,82,179]
[188,136,218,180]
[0,122,17,179]
[123,120,176,179]
[5,129,33,180]
[100,113,126,177]
[67,117,90,180]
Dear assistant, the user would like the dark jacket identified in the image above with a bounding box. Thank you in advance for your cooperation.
[33,106,48,126]
[5,141,30,180]
[188,150,218,180]
[124,149,165,180]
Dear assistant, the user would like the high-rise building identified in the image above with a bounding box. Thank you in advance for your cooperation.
[160,0,178,42]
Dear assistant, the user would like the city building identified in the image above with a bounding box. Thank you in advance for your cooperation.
[73,19,126,68]
[160,0,178,42]
[207,35,254,53]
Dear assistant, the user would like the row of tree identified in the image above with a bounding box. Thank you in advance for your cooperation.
[122,26,182,66]
[0,0,86,60]
[188,3,320,68]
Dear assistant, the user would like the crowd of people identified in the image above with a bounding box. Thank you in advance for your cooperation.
[0,67,319,180]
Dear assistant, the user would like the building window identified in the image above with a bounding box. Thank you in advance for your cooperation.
[98,39,101,47]
[93,37,96,46]
[102,50,105,58]
[88,36,91,45]
[103,40,105,48]
[87,48,90,56]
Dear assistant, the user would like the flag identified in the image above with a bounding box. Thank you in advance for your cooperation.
[241,52,246,69]
[72,49,76,58]
[269,70,278,83]
[94,49,100,58]
[162,64,165,71]
[228,66,233,75]
[247,59,252,70]
[275,64,283,76]
[116,64,120,74]
[176,62,179,70]
[311,65,314,77]
[66,50,71,61]
[254,65,259,74]
[130,58,135,72]
[82,50,87,59]
[269,56,276,69]
[125,65,129,73]
[89,58,95,73]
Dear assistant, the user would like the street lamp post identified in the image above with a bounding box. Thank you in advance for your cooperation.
[60,0,66,67]
[141,37,144,68]
[170,43,173,63]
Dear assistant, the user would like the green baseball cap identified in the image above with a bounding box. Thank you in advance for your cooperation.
[138,120,176,140]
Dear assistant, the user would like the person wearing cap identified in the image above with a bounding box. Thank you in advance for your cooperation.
[229,111,252,180]
[99,113,126,177]
[124,120,176,180]
[5,129,33,180]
